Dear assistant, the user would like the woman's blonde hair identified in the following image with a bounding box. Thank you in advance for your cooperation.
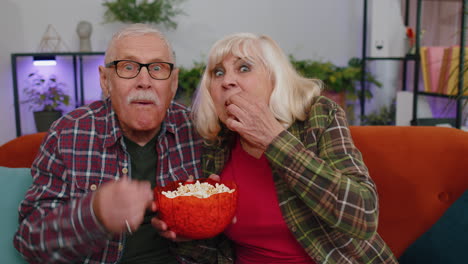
[191,32,322,141]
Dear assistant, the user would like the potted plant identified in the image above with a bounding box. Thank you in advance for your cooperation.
[176,61,206,106]
[361,100,396,126]
[102,0,186,29]
[289,56,382,106]
[175,57,382,123]
[21,72,70,132]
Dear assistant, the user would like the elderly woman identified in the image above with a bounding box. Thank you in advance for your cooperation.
[161,33,398,264]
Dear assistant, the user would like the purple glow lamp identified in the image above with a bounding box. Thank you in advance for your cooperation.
[33,55,56,66]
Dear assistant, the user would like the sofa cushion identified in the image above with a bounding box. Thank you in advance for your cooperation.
[350,126,468,257]
[0,132,46,168]
[399,189,468,263]
[0,166,31,263]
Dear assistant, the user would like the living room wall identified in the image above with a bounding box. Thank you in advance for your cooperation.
[0,0,364,145]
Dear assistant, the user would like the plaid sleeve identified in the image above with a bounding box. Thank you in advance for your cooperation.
[13,132,109,263]
[264,97,379,240]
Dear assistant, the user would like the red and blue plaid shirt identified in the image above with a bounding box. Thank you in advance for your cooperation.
[13,99,202,263]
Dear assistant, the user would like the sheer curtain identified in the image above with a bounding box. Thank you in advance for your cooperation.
[404,0,464,124]
[404,0,462,46]
[396,0,463,125]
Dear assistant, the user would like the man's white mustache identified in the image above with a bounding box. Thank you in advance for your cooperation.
[127,91,159,105]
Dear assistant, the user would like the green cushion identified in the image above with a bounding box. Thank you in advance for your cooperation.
[0,166,31,263]
[399,190,468,263]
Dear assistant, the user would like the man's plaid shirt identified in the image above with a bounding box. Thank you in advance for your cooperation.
[177,96,397,264]
[13,99,202,263]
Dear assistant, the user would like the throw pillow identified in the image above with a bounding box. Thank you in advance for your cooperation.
[0,166,31,263]
[399,189,468,263]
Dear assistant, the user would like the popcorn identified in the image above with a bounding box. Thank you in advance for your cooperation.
[161,180,235,199]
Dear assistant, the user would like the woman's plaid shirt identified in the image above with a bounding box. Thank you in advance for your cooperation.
[13,99,202,263]
[177,96,397,264]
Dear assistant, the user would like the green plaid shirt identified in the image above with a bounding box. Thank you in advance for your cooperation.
[175,96,397,264]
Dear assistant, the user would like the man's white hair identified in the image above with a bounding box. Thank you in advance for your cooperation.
[105,23,176,64]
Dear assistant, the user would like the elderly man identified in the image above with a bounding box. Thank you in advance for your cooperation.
[13,24,201,263]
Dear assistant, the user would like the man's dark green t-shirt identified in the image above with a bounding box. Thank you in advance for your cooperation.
[120,136,178,264]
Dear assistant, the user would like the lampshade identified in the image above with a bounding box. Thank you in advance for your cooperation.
[33,55,56,66]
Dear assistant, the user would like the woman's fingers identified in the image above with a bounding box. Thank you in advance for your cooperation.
[151,217,168,232]
[225,91,284,148]
[151,217,192,242]
[208,174,221,182]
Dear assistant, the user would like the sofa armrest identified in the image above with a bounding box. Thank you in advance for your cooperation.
[0,133,47,168]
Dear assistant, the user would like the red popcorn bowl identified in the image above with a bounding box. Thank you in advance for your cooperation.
[154,178,238,239]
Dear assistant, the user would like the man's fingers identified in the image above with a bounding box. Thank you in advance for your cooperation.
[135,180,152,195]
[94,178,154,234]
[119,175,130,182]
[137,180,151,189]
[145,198,155,211]
[129,180,153,205]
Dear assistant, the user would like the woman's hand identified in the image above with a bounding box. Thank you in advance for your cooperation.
[151,199,193,242]
[151,177,195,242]
[225,92,284,153]
[150,214,191,242]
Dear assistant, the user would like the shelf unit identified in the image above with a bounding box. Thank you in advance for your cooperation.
[360,0,418,121]
[11,52,105,136]
[360,0,467,128]
[412,0,467,128]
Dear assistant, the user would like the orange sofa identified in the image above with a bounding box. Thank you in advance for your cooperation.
[1,126,468,259]
[0,132,47,168]
[351,126,468,258]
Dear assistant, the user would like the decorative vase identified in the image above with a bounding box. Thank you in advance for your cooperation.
[322,90,346,108]
[76,21,92,52]
[33,111,62,132]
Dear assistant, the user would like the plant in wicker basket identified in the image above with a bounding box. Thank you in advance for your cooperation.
[21,72,70,132]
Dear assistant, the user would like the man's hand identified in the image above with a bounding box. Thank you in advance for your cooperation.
[92,177,153,234]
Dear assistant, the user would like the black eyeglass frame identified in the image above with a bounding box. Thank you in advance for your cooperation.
[105,60,175,80]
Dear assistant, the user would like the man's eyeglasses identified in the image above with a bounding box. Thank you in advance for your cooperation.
[105,60,174,80]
